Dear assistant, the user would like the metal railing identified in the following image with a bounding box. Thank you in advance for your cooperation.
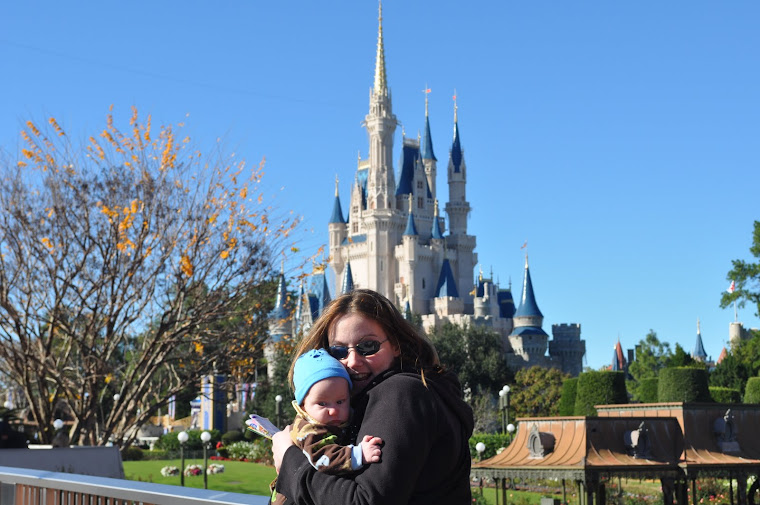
[0,466,269,505]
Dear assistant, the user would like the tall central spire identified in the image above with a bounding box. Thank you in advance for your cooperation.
[373,1,388,95]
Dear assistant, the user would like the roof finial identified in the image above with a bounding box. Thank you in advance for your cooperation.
[424,85,431,117]
[453,89,458,124]
[408,193,413,213]
[697,317,701,334]
[334,174,339,197]
[434,199,439,216]
[373,0,388,95]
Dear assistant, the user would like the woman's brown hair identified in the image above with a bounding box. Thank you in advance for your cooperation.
[287,289,440,388]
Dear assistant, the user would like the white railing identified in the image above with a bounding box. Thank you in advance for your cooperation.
[0,466,269,505]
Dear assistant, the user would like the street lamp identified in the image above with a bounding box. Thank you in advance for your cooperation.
[498,385,510,434]
[177,431,189,486]
[475,441,486,461]
[275,395,283,429]
[201,431,212,490]
[507,423,515,442]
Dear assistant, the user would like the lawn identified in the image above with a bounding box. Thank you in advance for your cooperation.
[122,459,276,496]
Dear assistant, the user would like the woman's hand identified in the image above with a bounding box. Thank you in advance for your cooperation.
[272,425,293,473]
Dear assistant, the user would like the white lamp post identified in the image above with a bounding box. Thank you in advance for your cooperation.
[201,431,212,489]
[507,423,516,442]
[177,431,189,486]
[475,441,486,461]
[275,394,283,429]
[499,385,511,434]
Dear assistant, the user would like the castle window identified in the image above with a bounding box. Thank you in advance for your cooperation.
[352,222,358,233]
[380,260,383,271]
[417,181,423,190]
[422,278,426,289]
[352,205,358,214]
[417,197,423,209]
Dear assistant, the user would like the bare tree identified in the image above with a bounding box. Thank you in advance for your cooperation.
[0,109,306,446]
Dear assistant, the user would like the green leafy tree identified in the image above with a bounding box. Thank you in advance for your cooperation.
[721,221,760,318]
[666,343,701,369]
[0,110,305,446]
[511,366,569,418]
[558,378,578,416]
[732,331,760,377]
[428,322,512,397]
[627,330,672,401]
[709,351,751,393]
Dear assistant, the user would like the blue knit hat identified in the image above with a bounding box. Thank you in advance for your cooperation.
[293,349,352,405]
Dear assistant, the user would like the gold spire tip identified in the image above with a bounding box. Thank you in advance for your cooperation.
[334,174,339,196]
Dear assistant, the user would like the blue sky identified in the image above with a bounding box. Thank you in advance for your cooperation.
[2,2,759,370]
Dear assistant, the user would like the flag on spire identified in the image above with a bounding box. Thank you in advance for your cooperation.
[728,280,736,293]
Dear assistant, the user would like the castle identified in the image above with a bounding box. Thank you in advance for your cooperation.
[267,3,586,378]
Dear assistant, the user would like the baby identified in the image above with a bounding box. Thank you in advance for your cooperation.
[270,348,382,504]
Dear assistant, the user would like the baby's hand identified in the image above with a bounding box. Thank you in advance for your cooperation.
[361,435,383,464]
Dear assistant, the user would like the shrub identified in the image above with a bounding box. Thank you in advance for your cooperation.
[744,377,760,404]
[574,371,628,416]
[709,386,741,404]
[658,367,710,402]
[226,439,273,464]
[156,429,221,451]
[558,378,578,416]
[468,432,512,460]
[222,430,244,445]
[637,377,659,403]
[121,446,144,461]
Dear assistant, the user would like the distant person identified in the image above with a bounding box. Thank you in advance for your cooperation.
[272,289,474,505]
[270,348,382,505]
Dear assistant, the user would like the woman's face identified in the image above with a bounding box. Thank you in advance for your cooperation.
[327,312,399,393]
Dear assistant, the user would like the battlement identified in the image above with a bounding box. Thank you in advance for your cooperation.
[551,323,581,341]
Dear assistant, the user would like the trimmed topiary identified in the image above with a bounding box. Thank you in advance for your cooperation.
[744,377,760,404]
[658,367,711,403]
[637,377,659,403]
[558,378,578,416]
[709,386,741,404]
[574,371,628,417]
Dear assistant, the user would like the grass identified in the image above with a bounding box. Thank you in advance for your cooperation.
[122,459,276,496]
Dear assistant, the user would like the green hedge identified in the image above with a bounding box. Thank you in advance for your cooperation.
[709,387,741,404]
[558,378,578,416]
[658,367,711,402]
[573,371,628,417]
[156,429,221,451]
[744,377,760,404]
[469,432,512,460]
[637,377,659,403]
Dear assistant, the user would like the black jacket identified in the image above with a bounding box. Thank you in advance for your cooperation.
[275,367,474,505]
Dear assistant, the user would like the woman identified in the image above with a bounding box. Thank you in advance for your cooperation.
[272,289,474,505]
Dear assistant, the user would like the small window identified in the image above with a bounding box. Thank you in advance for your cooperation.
[417,197,423,209]
[422,278,426,289]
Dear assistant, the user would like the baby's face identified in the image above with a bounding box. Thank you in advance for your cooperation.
[302,376,350,426]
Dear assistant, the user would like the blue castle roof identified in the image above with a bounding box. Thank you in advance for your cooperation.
[395,142,419,197]
[431,215,443,239]
[435,259,459,298]
[422,115,436,161]
[450,121,463,173]
[330,194,345,224]
[514,258,543,318]
[404,210,418,236]
[693,325,707,360]
[268,271,290,321]
[341,262,355,294]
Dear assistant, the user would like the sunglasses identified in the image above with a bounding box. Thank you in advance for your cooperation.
[327,339,388,360]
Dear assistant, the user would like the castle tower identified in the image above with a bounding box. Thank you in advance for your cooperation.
[421,91,438,201]
[507,255,549,368]
[329,176,348,281]
[361,1,403,299]
[549,323,585,376]
[266,268,291,379]
[692,318,708,362]
[444,97,477,311]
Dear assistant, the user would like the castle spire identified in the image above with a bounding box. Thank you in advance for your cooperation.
[422,87,436,161]
[692,317,708,361]
[515,254,543,318]
[373,1,387,96]
[330,174,345,224]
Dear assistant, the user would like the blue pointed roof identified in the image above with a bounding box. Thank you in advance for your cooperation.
[498,289,516,318]
[404,210,418,236]
[395,141,419,196]
[310,271,331,317]
[450,121,463,173]
[514,257,543,318]
[268,271,290,321]
[435,259,459,298]
[341,262,354,294]
[431,216,443,239]
[356,169,368,209]
[693,323,707,360]
[422,114,436,161]
[611,346,621,371]
[403,300,412,321]
[330,194,345,224]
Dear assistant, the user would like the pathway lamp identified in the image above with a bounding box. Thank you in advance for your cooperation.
[275,394,283,429]
[201,430,212,489]
[475,441,486,461]
[499,385,510,434]
[507,423,516,442]
[177,431,189,486]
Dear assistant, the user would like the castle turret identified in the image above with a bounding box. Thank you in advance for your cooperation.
[329,176,348,281]
[341,262,355,294]
[421,91,437,201]
[692,318,707,362]
[508,255,549,365]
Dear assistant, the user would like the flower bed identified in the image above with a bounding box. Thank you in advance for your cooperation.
[184,464,204,477]
[207,463,225,474]
[160,466,179,477]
